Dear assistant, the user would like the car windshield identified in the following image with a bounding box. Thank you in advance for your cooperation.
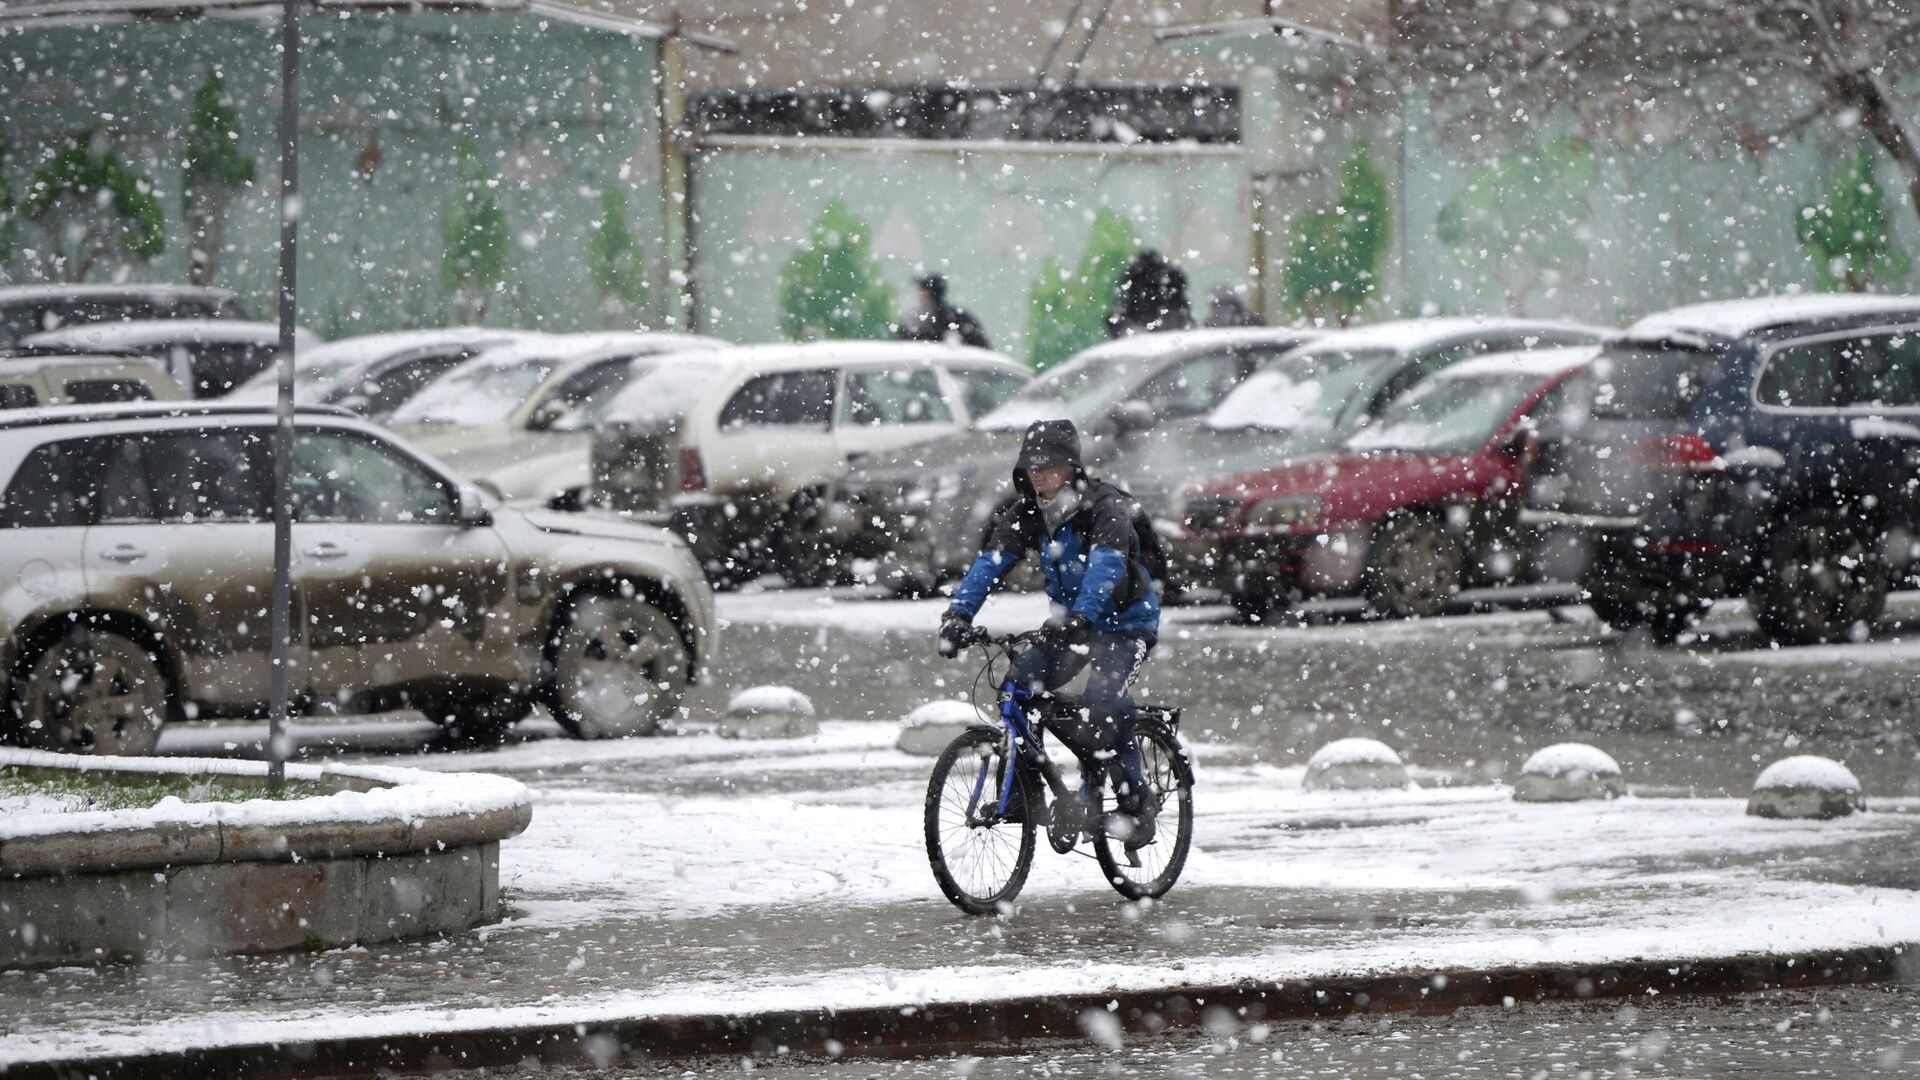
[603,361,737,430]
[390,356,557,426]
[1346,373,1536,455]
[1207,348,1395,431]
[230,355,361,402]
[975,357,1132,430]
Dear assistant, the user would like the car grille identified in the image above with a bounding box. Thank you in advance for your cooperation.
[1182,494,1241,534]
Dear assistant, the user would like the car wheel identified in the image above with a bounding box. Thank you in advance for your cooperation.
[9,626,171,755]
[551,592,689,739]
[1363,514,1465,619]
[777,489,842,589]
[1753,511,1888,646]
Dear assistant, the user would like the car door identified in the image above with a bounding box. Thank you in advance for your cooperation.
[1827,327,1920,530]
[838,362,961,459]
[81,425,289,709]
[292,426,513,702]
[942,364,1029,424]
[704,368,839,502]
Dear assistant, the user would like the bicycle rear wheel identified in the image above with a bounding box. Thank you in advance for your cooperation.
[924,726,1037,916]
[1094,722,1194,901]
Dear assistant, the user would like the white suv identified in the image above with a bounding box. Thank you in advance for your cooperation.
[0,404,715,754]
[591,341,1030,585]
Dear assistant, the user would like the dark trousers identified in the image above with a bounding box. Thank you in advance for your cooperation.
[1007,631,1155,811]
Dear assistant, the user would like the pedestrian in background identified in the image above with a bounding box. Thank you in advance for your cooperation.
[896,273,991,348]
[1107,249,1193,337]
[1204,284,1264,328]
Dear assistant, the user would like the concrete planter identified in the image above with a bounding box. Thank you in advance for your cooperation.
[1513,743,1626,803]
[896,701,993,757]
[1302,738,1410,792]
[0,749,531,969]
[720,686,819,739]
[1747,755,1865,820]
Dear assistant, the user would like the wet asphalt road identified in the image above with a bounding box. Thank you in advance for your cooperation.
[474,983,1920,1079]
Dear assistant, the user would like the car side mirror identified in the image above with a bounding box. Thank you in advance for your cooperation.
[527,399,571,432]
[1499,425,1539,460]
[1112,399,1156,435]
[455,484,494,528]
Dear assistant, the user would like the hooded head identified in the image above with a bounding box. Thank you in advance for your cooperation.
[1013,419,1085,498]
[916,274,948,303]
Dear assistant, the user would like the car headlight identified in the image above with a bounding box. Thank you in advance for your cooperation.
[1245,495,1323,533]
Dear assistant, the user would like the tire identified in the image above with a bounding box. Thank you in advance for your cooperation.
[777,489,842,589]
[924,726,1037,916]
[1753,511,1889,646]
[1364,514,1466,619]
[1093,721,1195,902]
[8,626,171,756]
[550,592,689,739]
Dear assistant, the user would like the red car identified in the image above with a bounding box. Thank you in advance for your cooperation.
[1179,347,1597,619]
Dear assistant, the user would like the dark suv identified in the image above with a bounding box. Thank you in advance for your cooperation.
[1529,295,1920,644]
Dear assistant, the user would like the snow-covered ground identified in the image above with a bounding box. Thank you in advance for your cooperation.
[6,717,1917,1067]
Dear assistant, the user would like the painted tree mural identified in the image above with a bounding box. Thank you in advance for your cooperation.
[779,200,895,341]
[441,136,509,322]
[180,70,256,288]
[590,187,651,322]
[1436,140,1598,313]
[1026,207,1140,371]
[21,130,166,283]
[1798,146,1912,293]
[1284,145,1390,325]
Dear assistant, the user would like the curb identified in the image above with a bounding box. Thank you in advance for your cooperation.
[4,944,1912,1079]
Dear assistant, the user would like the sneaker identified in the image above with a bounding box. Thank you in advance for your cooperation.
[1105,800,1158,851]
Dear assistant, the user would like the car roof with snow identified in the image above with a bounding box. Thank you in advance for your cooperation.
[0,401,354,431]
[1069,326,1325,364]
[1627,294,1920,343]
[1428,344,1600,383]
[23,319,319,350]
[697,340,1027,374]
[0,354,176,378]
[295,327,540,368]
[1289,317,1604,355]
[0,284,237,305]
[461,331,726,369]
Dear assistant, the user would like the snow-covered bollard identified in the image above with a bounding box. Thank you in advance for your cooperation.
[1302,738,1410,792]
[1513,743,1626,803]
[719,686,818,740]
[1747,755,1864,820]
[897,700,993,756]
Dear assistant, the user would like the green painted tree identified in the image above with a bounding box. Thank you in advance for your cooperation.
[1025,208,1140,371]
[589,187,651,322]
[21,130,166,283]
[441,136,509,322]
[180,70,256,288]
[1284,145,1391,325]
[779,200,895,341]
[1798,146,1912,294]
[1436,139,1596,314]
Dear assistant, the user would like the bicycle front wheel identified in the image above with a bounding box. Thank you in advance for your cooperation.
[924,726,1037,916]
[1094,722,1194,901]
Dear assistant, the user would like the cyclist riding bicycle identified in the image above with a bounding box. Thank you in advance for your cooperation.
[937,419,1161,848]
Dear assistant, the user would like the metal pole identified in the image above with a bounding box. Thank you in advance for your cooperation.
[268,0,301,788]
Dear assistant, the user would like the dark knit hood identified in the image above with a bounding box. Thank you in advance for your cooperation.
[1012,419,1087,497]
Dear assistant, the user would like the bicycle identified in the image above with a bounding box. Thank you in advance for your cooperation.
[923,628,1195,916]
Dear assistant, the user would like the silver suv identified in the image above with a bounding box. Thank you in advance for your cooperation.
[0,404,715,755]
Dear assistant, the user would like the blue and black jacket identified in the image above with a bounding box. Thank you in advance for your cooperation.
[947,422,1160,636]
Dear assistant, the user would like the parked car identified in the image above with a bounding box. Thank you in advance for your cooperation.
[23,320,322,398]
[832,320,1605,594]
[0,355,186,409]
[0,284,246,346]
[227,327,538,419]
[385,331,724,505]
[590,341,1030,585]
[1179,347,1597,619]
[0,403,715,754]
[1528,294,1920,644]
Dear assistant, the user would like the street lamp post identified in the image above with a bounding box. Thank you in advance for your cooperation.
[267,0,301,789]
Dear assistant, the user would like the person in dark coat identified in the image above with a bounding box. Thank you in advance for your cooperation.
[1106,249,1194,337]
[1204,284,1264,328]
[936,419,1161,848]
[896,273,990,348]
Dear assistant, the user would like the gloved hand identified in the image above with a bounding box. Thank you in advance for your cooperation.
[937,611,975,658]
[1039,612,1092,650]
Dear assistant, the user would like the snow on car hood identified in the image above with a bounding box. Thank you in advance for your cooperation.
[514,506,680,547]
[840,428,1018,487]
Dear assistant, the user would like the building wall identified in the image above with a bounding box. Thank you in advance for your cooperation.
[0,13,668,337]
[689,138,1253,360]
